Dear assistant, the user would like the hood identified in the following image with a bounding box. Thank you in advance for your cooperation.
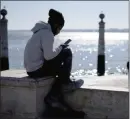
[31,21,51,33]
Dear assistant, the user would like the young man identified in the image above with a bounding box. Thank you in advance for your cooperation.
[24,9,84,109]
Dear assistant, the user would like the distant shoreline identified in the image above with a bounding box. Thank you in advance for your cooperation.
[8,29,129,33]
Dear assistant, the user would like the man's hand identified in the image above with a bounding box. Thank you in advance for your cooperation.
[60,44,69,49]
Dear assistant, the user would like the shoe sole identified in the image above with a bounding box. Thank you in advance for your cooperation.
[62,80,84,93]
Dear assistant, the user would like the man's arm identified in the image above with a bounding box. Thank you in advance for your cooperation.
[40,30,62,60]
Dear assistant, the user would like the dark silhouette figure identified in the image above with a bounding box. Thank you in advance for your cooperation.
[24,9,85,118]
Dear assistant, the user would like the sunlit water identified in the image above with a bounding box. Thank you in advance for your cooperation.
[8,31,128,76]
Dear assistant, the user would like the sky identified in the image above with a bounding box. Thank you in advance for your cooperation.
[1,1,129,30]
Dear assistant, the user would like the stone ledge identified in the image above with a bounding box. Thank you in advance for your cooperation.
[1,70,128,91]
[1,76,54,88]
[1,69,55,88]
[0,70,129,119]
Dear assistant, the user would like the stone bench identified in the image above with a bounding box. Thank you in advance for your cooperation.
[0,70,129,119]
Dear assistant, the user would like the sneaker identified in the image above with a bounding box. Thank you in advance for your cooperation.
[44,96,68,111]
[43,103,85,119]
[62,79,84,93]
[68,109,85,118]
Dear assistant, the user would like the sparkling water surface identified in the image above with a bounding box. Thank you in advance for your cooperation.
[8,31,128,76]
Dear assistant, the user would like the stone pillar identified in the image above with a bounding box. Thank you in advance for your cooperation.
[0,8,9,71]
[97,13,105,76]
[127,61,129,71]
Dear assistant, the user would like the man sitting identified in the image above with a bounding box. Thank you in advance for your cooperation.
[24,9,84,117]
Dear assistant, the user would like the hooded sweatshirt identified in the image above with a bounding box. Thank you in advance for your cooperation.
[24,21,62,72]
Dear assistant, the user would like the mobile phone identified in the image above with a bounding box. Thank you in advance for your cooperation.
[64,39,72,45]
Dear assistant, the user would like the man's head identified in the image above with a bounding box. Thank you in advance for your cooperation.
[48,9,65,36]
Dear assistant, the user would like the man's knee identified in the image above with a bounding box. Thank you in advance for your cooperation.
[63,48,72,57]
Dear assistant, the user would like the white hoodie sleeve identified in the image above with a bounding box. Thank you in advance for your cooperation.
[40,29,62,60]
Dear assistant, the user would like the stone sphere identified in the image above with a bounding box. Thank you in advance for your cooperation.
[0,9,7,17]
[99,13,105,19]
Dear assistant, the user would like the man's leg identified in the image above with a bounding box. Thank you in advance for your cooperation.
[44,47,83,100]
[43,48,73,97]
[28,47,83,93]
[42,48,72,82]
[57,48,73,84]
[44,47,84,94]
[42,48,85,118]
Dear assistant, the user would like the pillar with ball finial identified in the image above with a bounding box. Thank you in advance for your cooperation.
[97,12,105,76]
[0,6,9,71]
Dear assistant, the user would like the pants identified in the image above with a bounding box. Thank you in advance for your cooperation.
[27,48,73,96]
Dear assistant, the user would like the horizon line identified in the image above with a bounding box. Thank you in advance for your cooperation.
[8,28,129,31]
